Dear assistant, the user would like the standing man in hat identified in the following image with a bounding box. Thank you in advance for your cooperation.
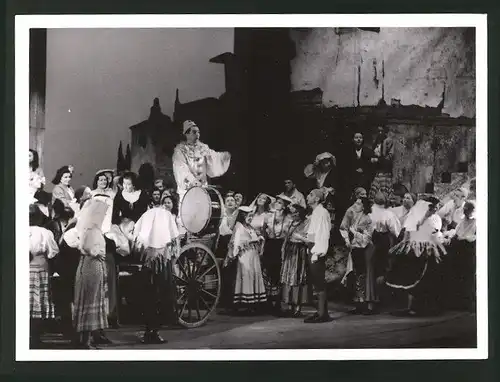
[304,189,332,323]
[304,152,338,226]
[172,120,231,206]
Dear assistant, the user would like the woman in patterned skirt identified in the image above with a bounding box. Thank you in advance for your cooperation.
[225,206,267,314]
[280,203,310,317]
[340,197,376,314]
[71,199,112,349]
[30,204,59,348]
[262,194,293,315]
[369,126,395,202]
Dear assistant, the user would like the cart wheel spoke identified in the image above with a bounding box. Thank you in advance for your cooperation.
[197,264,216,282]
[174,274,189,285]
[176,289,187,304]
[176,258,190,280]
[199,294,210,310]
[196,299,201,321]
[193,251,207,279]
[180,299,188,317]
[200,288,217,300]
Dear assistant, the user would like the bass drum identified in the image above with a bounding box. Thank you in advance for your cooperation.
[180,186,224,235]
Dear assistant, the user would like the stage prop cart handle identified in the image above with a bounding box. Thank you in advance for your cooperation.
[173,185,224,328]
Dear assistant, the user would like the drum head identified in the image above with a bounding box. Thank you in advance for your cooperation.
[180,187,211,234]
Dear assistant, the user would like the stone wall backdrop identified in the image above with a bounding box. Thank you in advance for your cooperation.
[290,27,475,117]
[288,27,475,195]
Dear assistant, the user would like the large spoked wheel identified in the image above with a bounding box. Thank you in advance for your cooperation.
[173,242,221,328]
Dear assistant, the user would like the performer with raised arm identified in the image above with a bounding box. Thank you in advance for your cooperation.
[172,120,231,205]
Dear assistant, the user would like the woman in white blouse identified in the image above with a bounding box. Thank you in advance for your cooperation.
[340,197,376,315]
[51,166,78,213]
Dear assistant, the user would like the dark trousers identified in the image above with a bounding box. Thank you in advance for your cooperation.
[444,239,476,311]
[308,255,326,293]
[140,263,175,331]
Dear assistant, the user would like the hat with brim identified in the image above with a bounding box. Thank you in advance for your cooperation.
[314,152,336,166]
[238,206,254,213]
[95,169,115,180]
[276,194,294,205]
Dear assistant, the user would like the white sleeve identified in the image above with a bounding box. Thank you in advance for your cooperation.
[45,231,59,259]
[206,148,231,178]
[310,209,331,256]
[386,210,402,238]
[172,146,197,192]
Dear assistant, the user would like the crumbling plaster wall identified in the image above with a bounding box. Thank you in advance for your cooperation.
[290,27,475,118]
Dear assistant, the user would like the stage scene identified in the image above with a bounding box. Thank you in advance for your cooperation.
[27,27,477,349]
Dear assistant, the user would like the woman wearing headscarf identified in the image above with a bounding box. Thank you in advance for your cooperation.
[261,194,293,315]
[340,197,376,314]
[225,206,267,314]
[386,197,446,316]
[29,204,59,348]
[111,171,149,225]
[172,120,231,205]
[133,199,180,344]
[280,202,311,317]
[369,126,395,202]
[71,199,115,349]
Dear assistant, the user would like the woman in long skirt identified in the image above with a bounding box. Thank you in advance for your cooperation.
[340,197,376,314]
[71,199,112,349]
[218,194,239,309]
[225,206,267,314]
[369,191,401,309]
[386,197,446,316]
[133,203,180,344]
[280,203,310,317]
[29,204,59,348]
[262,194,292,315]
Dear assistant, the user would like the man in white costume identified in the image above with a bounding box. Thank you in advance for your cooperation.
[172,120,231,205]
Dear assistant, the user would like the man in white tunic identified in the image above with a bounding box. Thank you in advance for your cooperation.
[304,189,332,323]
[172,120,231,205]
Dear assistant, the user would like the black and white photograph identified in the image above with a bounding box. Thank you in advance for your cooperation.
[16,14,488,361]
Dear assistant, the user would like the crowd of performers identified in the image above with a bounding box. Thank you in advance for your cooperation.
[28,120,476,349]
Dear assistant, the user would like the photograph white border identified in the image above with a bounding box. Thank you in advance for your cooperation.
[15,13,488,361]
